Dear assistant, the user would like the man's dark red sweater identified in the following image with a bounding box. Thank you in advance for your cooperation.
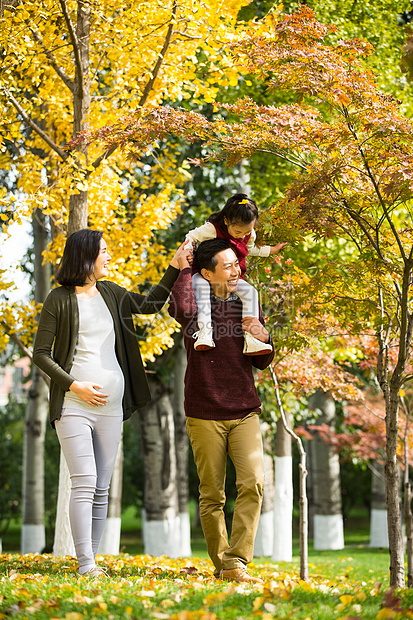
[168,268,274,420]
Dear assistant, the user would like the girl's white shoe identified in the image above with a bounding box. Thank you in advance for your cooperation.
[243,331,272,356]
[193,326,215,351]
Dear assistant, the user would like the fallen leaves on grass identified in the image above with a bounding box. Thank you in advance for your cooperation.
[0,553,412,619]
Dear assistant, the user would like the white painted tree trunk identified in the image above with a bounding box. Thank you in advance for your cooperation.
[179,511,192,557]
[53,450,75,557]
[255,509,274,557]
[313,514,344,550]
[142,509,181,557]
[139,375,180,557]
[22,209,50,554]
[254,422,274,557]
[272,416,293,561]
[172,339,191,556]
[21,367,49,553]
[309,390,344,551]
[370,461,388,548]
[273,456,293,560]
[142,510,191,558]
[99,430,123,555]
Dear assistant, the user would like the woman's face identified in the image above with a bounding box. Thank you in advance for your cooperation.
[93,238,111,280]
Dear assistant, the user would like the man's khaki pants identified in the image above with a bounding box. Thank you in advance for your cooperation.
[186,413,264,576]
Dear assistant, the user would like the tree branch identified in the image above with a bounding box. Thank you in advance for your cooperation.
[58,0,83,98]
[376,286,391,409]
[269,365,308,582]
[2,88,68,161]
[343,106,407,263]
[88,0,178,173]
[28,26,74,92]
[0,320,50,387]
[346,206,386,261]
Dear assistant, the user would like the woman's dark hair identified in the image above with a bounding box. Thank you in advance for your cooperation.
[195,238,233,273]
[56,229,103,287]
[208,193,259,229]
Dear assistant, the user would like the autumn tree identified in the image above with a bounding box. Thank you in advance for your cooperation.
[221,9,413,587]
[84,6,413,586]
[0,0,258,555]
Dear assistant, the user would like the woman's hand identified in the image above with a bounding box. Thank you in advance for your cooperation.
[170,242,193,270]
[69,380,109,406]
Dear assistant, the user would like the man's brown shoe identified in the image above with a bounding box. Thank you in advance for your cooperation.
[220,567,264,585]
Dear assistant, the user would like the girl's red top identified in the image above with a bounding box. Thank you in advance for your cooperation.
[211,221,251,277]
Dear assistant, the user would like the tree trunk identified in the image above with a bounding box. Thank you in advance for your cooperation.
[68,0,90,235]
[21,208,50,553]
[376,269,412,588]
[139,374,180,557]
[309,390,344,551]
[54,0,91,552]
[370,461,388,548]
[386,392,405,587]
[270,367,308,579]
[405,469,413,587]
[172,339,191,556]
[254,421,274,557]
[272,415,293,561]
[98,430,123,555]
[53,451,76,556]
[21,369,49,553]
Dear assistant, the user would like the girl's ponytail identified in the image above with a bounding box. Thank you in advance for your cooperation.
[208,193,258,227]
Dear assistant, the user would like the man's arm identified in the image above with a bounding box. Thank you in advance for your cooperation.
[252,340,274,369]
[241,315,274,370]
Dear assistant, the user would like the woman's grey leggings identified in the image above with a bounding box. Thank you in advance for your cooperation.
[55,408,122,574]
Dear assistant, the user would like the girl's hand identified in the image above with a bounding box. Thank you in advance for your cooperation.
[241,317,270,343]
[269,242,288,255]
[170,242,193,270]
[69,381,109,406]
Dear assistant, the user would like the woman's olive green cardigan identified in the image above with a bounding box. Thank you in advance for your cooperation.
[33,265,179,427]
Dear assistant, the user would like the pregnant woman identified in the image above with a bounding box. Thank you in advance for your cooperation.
[33,228,189,577]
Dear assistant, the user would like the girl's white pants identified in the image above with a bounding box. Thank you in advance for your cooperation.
[192,272,259,330]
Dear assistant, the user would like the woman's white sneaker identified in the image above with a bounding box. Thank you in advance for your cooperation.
[81,566,109,578]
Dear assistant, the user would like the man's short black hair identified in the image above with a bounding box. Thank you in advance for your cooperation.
[194,238,235,273]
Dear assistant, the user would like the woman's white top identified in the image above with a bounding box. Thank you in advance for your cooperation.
[63,292,124,415]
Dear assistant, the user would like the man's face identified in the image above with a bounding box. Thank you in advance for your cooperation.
[201,248,241,299]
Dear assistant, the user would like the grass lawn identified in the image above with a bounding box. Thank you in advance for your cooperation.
[2,507,412,619]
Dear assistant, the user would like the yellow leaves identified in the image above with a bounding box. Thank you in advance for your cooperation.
[338,593,355,608]
[203,591,228,606]
[253,595,265,610]
[171,613,218,620]
[299,579,315,592]
[0,553,401,620]
[376,610,399,620]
